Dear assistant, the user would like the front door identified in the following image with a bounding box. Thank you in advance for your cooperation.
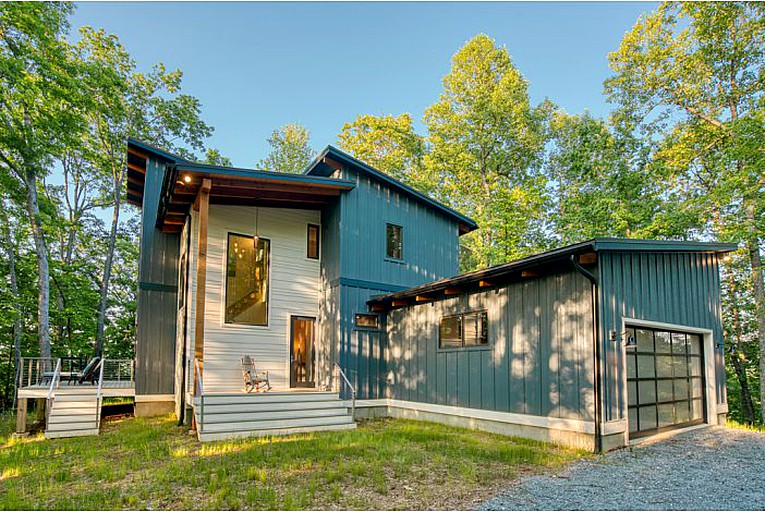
[290,316,316,388]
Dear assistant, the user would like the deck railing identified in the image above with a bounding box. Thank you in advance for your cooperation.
[194,358,205,434]
[333,362,356,417]
[19,357,59,390]
[99,359,134,388]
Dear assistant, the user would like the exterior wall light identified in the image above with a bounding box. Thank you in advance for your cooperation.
[183,174,192,184]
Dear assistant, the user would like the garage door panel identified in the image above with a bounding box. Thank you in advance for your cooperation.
[627,324,706,438]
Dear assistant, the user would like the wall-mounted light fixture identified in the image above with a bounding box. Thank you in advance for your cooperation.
[183,174,192,184]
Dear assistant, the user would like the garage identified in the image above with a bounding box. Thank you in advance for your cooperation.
[626,325,706,438]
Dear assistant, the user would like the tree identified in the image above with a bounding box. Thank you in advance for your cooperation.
[202,148,232,167]
[76,26,212,357]
[605,2,765,423]
[424,34,551,270]
[0,2,85,359]
[545,111,698,244]
[258,123,315,174]
[338,113,428,190]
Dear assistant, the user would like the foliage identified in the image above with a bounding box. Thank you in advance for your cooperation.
[259,123,316,174]
[424,34,552,269]
[338,113,428,190]
[0,415,585,510]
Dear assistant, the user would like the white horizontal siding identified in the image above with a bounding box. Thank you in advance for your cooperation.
[186,205,321,392]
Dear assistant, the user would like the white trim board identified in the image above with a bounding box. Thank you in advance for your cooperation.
[356,398,597,434]
[135,394,174,403]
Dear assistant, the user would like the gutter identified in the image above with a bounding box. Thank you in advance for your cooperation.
[570,255,603,453]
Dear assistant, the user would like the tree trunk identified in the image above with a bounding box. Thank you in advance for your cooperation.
[727,268,756,424]
[95,175,123,357]
[0,204,23,409]
[745,203,765,425]
[23,168,51,359]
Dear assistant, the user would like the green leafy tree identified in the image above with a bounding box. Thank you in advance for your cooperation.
[202,148,232,167]
[259,123,316,174]
[605,2,765,423]
[0,2,86,359]
[338,113,428,190]
[424,34,552,270]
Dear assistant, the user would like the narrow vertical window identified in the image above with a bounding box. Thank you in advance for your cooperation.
[386,223,403,260]
[225,233,270,326]
[307,224,320,259]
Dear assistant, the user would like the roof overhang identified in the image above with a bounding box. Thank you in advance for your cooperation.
[367,238,738,312]
[305,146,478,235]
[127,139,356,233]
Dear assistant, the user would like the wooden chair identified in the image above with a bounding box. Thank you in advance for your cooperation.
[241,356,271,393]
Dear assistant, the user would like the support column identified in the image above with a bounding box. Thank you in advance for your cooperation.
[15,397,27,435]
[193,178,211,393]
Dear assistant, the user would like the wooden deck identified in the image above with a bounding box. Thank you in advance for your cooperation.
[18,381,135,399]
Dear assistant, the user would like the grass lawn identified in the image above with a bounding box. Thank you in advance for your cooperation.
[0,413,587,510]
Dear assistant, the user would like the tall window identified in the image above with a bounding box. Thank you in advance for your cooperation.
[439,311,488,349]
[307,224,320,259]
[386,223,403,260]
[225,233,270,326]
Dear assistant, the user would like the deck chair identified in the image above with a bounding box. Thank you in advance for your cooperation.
[75,356,101,384]
[241,356,271,393]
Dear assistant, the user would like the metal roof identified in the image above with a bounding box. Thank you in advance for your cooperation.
[367,237,738,310]
[305,145,478,234]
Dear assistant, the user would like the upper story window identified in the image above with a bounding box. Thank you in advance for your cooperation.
[225,233,270,326]
[307,224,320,259]
[355,314,380,329]
[386,223,403,260]
[439,311,488,349]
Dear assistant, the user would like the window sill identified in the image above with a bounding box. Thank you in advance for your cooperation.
[437,345,491,353]
[384,257,406,265]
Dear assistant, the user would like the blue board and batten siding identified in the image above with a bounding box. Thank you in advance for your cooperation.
[385,270,596,421]
[597,251,726,422]
[327,164,464,399]
[135,157,179,396]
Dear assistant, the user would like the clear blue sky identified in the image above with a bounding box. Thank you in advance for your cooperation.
[70,1,657,168]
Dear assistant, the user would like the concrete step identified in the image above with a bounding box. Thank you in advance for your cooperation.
[197,415,357,435]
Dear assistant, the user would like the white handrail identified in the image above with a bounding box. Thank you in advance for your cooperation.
[333,362,356,417]
[95,359,106,428]
[46,358,61,400]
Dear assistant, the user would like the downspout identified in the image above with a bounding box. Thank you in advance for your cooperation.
[570,255,603,453]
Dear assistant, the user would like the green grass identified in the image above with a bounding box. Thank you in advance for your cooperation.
[0,413,586,510]
[725,419,765,433]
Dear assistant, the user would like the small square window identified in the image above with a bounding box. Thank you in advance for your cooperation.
[307,224,320,259]
[355,314,379,329]
[386,223,403,260]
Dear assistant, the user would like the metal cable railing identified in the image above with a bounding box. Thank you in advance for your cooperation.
[333,362,356,417]
[19,357,59,390]
[95,359,106,428]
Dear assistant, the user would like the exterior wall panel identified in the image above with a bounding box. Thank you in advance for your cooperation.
[597,251,727,422]
[385,271,596,421]
[135,157,179,396]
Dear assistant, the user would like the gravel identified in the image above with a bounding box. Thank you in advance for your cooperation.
[480,426,765,511]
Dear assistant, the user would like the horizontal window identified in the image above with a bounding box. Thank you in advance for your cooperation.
[355,314,379,329]
[439,311,488,349]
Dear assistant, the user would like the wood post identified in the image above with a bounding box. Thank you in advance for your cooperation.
[193,179,211,393]
[15,398,27,434]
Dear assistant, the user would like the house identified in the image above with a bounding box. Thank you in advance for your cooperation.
[24,138,732,449]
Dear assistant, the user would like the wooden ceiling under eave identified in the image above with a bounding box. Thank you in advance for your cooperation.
[157,168,355,233]
[126,148,148,207]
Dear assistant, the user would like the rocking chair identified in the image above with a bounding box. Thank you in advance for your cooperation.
[241,356,271,393]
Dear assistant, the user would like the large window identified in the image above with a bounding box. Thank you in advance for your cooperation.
[386,223,403,260]
[439,311,488,349]
[225,233,270,326]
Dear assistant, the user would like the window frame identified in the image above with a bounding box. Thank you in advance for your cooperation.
[307,223,320,260]
[223,231,272,328]
[385,223,404,261]
[354,313,380,330]
[438,310,490,351]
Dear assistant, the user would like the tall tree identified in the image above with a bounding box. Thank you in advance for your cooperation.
[0,2,85,359]
[76,26,212,356]
[338,113,428,190]
[605,2,765,422]
[259,123,315,174]
[424,34,551,270]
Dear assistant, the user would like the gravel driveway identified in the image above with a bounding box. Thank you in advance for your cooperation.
[481,426,765,510]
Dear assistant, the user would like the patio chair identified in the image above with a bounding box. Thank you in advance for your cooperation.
[241,356,271,393]
[75,356,101,385]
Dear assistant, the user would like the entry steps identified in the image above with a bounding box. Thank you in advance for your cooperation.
[192,391,356,441]
[45,389,101,439]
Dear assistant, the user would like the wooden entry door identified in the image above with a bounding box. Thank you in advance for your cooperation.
[290,316,316,388]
